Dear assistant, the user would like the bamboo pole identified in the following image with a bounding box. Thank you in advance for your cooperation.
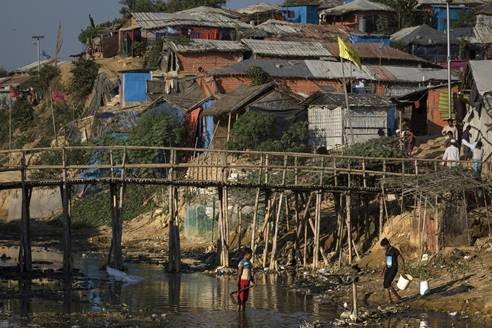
[269,192,284,270]
[61,147,72,274]
[250,188,260,259]
[316,192,323,268]
[19,152,32,273]
[346,193,353,265]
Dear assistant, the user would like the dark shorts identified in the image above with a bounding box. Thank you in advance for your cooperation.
[383,268,397,289]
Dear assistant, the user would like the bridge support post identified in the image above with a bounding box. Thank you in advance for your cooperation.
[312,192,321,269]
[60,185,72,274]
[61,147,72,275]
[269,192,284,271]
[19,153,32,273]
[109,183,124,270]
[167,185,180,272]
[217,187,229,267]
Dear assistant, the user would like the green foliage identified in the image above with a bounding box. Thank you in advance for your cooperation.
[57,186,158,228]
[227,112,276,150]
[130,111,183,147]
[144,39,164,69]
[70,59,100,101]
[165,0,226,12]
[227,112,309,152]
[377,0,419,30]
[120,0,168,16]
[343,137,404,158]
[12,98,34,129]
[29,65,60,95]
[452,10,475,28]
[375,15,391,35]
[78,19,122,44]
[246,66,272,86]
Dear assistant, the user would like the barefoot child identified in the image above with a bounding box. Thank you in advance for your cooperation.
[237,247,255,312]
[381,238,405,303]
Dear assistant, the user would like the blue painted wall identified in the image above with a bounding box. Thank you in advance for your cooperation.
[122,71,151,104]
[432,6,467,31]
[281,5,319,24]
[349,34,390,45]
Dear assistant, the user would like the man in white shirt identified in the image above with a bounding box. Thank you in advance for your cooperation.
[442,119,458,140]
[442,139,460,167]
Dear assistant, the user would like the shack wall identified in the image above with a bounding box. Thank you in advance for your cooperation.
[177,52,243,74]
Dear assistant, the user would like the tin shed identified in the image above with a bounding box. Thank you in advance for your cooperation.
[307,93,393,149]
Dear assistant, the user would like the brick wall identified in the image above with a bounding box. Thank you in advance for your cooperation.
[215,76,342,95]
[177,52,243,74]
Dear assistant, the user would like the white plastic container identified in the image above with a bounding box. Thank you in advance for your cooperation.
[397,274,413,290]
[419,280,430,295]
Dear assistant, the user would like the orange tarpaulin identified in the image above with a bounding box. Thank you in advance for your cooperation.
[185,107,202,147]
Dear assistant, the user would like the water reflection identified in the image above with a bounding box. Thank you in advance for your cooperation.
[0,254,483,327]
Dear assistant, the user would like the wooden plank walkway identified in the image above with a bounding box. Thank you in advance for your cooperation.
[0,146,473,275]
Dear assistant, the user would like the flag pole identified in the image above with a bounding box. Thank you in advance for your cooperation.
[340,58,354,145]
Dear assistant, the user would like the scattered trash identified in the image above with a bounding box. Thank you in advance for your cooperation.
[419,280,430,296]
[449,311,458,316]
[106,267,144,285]
[421,253,430,263]
[397,274,413,291]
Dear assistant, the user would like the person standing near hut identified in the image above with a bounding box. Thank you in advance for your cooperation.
[381,238,405,303]
[442,139,460,167]
[462,125,472,160]
[442,119,458,140]
[472,141,484,177]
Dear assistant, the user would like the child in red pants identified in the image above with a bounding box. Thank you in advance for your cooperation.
[237,247,254,312]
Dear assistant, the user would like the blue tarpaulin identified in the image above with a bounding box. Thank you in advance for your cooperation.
[432,6,466,31]
[201,99,216,149]
[349,34,390,45]
[122,71,151,104]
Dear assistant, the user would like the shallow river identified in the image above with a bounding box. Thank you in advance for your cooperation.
[0,248,481,327]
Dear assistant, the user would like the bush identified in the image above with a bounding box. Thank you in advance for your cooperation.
[227,112,310,152]
[343,136,404,158]
[70,59,99,101]
[78,19,122,44]
[144,39,164,69]
[56,185,158,228]
[29,65,60,95]
[246,66,272,86]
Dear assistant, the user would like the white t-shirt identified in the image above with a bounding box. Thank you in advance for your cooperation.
[442,145,460,167]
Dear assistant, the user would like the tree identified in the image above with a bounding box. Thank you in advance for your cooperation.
[165,0,226,12]
[377,0,419,30]
[227,112,310,152]
[119,0,167,16]
[78,18,122,44]
[70,59,100,101]
[246,66,272,86]
[119,0,227,16]
[0,66,7,77]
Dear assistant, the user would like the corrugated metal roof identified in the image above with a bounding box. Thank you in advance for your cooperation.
[131,7,250,30]
[321,0,394,16]
[415,0,483,8]
[252,19,349,41]
[469,24,492,43]
[212,58,313,78]
[0,75,33,89]
[171,39,247,53]
[241,39,333,58]
[14,59,58,73]
[212,58,454,83]
[324,42,431,64]
[468,60,492,95]
[390,24,447,46]
[237,3,281,15]
[305,60,372,79]
[365,65,458,82]
[204,82,276,116]
[309,93,391,108]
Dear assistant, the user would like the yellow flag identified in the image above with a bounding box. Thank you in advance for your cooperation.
[338,36,362,69]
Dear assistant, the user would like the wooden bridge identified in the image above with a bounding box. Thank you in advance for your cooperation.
[0,146,471,275]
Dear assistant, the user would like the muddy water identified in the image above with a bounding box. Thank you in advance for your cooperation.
[0,250,482,327]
